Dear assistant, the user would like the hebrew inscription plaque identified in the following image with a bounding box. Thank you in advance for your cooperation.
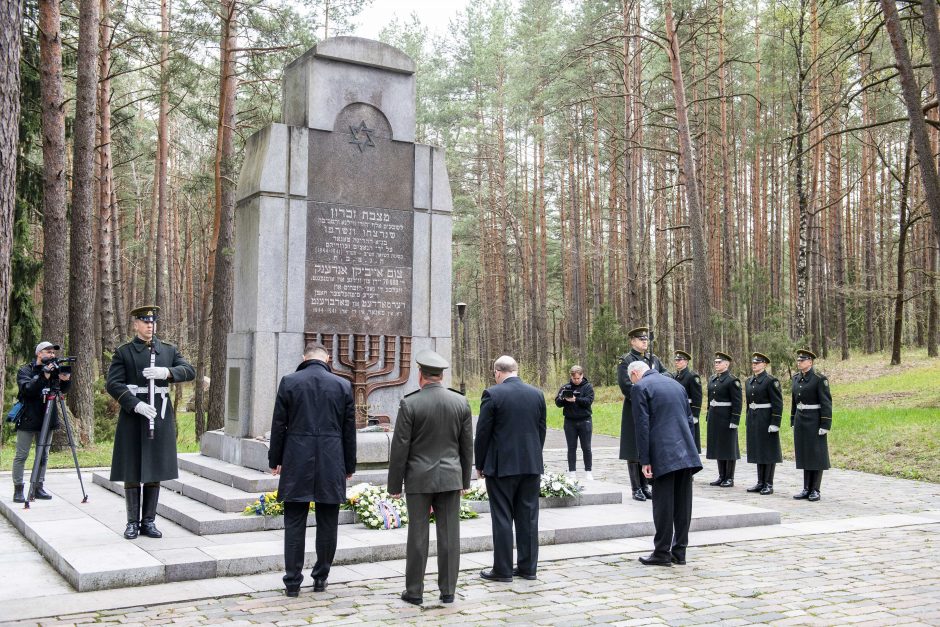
[306,202,414,336]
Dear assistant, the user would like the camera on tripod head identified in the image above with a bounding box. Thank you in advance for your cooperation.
[41,355,78,375]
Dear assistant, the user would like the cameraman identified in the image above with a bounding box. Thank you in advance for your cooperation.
[12,341,71,503]
[555,365,595,480]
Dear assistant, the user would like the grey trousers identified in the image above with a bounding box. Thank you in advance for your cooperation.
[404,490,462,599]
[12,430,48,486]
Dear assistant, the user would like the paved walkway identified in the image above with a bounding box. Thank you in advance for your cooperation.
[3,438,940,626]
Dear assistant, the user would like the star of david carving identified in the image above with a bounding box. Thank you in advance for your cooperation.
[348,120,376,152]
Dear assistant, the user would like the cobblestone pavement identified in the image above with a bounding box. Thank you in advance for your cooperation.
[16,523,940,626]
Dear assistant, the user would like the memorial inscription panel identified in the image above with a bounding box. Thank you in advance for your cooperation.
[305,201,414,335]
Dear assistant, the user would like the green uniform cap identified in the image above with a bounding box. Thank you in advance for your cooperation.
[714,351,733,362]
[751,352,770,364]
[130,305,160,321]
[796,348,816,361]
[628,327,649,339]
[674,350,692,361]
[415,349,449,376]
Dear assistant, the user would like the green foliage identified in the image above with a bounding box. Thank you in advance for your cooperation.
[93,376,119,443]
[586,306,627,387]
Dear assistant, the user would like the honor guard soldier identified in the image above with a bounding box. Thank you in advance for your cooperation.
[705,351,742,487]
[790,349,832,502]
[106,305,195,539]
[617,327,667,501]
[672,350,703,452]
[745,352,784,495]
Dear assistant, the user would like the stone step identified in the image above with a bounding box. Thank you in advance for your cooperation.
[1,473,782,591]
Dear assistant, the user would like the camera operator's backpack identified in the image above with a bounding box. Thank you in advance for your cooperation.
[6,401,25,425]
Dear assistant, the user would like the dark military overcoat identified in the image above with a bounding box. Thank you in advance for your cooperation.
[673,367,703,453]
[790,368,832,470]
[705,371,742,461]
[107,336,195,483]
[617,349,667,461]
[745,371,784,464]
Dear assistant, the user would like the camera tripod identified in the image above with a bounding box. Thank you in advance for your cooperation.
[24,379,89,508]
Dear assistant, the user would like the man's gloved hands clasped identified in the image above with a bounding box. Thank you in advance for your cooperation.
[134,402,158,419]
[142,366,170,380]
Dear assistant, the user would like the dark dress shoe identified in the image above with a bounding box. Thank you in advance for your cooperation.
[123,522,139,540]
[285,587,299,598]
[760,484,774,495]
[642,487,653,500]
[512,568,537,580]
[480,569,512,582]
[638,555,672,567]
[793,489,810,500]
[807,490,821,501]
[313,578,327,592]
[746,483,764,493]
[631,489,647,501]
[708,477,724,486]
[719,478,734,488]
[400,592,423,605]
[440,594,455,604]
[139,521,163,538]
[670,555,686,565]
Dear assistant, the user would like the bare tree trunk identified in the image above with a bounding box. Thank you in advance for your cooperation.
[0,0,23,408]
[793,0,810,341]
[39,0,68,342]
[67,0,100,444]
[891,135,914,365]
[155,0,171,320]
[881,0,940,253]
[928,247,938,357]
[98,0,118,354]
[664,0,710,373]
[828,126,849,360]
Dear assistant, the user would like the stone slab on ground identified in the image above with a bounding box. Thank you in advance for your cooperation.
[1,470,778,592]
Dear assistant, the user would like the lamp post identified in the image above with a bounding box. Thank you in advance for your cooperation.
[456,302,467,395]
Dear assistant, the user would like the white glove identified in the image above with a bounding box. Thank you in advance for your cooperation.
[818,428,829,436]
[134,402,158,419]
[729,423,738,430]
[142,366,170,380]
[692,417,699,424]
[768,425,780,433]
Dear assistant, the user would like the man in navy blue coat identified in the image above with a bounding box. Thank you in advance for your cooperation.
[474,355,547,581]
[629,360,703,566]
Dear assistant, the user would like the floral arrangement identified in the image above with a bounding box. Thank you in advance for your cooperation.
[540,472,583,498]
[346,483,409,530]
[243,491,314,516]
[429,501,480,522]
[462,482,489,501]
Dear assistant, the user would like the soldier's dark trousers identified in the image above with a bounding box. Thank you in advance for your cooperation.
[283,501,340,591]
[628,462,644,491]
[763,464,776,486]
[404,490,461,599]
[805,469,823,492]
[716,460,735,480]
[651,468,694,562]
[486,474,540,578]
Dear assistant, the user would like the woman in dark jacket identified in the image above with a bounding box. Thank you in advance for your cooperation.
[555,365,595,480]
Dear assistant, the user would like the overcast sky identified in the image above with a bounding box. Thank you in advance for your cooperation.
[349,0,470,40]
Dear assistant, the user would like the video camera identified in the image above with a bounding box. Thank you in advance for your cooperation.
[41,355,78,375]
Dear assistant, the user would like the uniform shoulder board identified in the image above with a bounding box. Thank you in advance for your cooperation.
[734,379,741,388]
[403,389,421,398]
[447,387,465,396]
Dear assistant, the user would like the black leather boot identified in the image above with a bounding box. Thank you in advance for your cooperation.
[628,463,646,501]
[793,470,811,499]
[640,471,653,500]
[34,482,52,500]
[13,484,25,503]
[140,484,163,538]
[747,464,765,492]
[124,486,141,539]
[808,470,822,501]
[709,461,725,486]
[720,461,735,487]
[760,464,775,495]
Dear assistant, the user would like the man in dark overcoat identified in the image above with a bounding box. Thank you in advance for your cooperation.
[475,355,546,582]
[745,352,784,495]
[672,350,702,453]
[107,305,195,540]
[617,326,667,501]
[629,361,702,566]
[388,350,473,606]
[790,349,832,502]
[269,342,356,597]
[705,351,742,487]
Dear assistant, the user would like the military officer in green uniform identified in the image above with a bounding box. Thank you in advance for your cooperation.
[618,327,668,501]
[744,352,784,495]
[106,305,195,539]
[388,350,474,605]
[790,349,832,502]
[672,350,703,453]
[705,351,742,487]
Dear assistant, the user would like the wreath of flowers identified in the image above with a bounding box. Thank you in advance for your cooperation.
[540,472,584,498]
[462,482,489,501]
[346,483,409,530]
[243,491,314,516]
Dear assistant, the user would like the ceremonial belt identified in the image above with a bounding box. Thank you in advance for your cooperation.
[709,400,732,407]
[797,403,821,410]
[749,403,771,410]
[126,384,171,420]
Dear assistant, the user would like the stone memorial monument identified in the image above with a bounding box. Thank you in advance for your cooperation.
[201,37,454,470]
